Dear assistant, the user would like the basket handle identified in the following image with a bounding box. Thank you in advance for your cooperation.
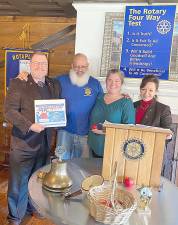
[110,161,120,211]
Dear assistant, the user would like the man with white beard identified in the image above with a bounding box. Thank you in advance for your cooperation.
[17,53,103,160]
[56,53,103,159]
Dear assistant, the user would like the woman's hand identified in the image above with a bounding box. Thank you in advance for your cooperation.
[166,133,173,140]
[91,128,104,135]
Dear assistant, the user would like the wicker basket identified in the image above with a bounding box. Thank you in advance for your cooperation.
[88,183,137,225]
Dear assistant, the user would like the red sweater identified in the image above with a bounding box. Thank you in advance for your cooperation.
[136,99,153,124]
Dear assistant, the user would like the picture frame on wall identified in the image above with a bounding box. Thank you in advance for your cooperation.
[100,12,178,81]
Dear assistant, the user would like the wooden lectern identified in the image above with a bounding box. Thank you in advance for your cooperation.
[102,123,172,187]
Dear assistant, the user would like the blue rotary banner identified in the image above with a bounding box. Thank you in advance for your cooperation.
[120,5,176,80]
[5,49,48,93]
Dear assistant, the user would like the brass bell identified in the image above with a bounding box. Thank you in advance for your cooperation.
[42,159,72,192]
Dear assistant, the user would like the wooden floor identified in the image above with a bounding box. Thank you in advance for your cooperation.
[0,167,55,225]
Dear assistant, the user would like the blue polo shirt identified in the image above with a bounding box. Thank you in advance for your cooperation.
[56,74,103,135]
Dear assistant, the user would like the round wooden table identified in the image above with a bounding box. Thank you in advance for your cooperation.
[28,158,178,225]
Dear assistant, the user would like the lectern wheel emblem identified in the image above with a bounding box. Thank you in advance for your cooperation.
[123,139,145,160]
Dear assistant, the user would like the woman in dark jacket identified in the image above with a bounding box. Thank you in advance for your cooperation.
[134,75,172,177]
[134,75,172,130]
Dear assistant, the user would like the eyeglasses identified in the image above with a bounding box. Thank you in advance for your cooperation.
[73,65,88,70]
[31,62,48,67]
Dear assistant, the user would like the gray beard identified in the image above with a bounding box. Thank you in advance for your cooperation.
[69,69,90,87]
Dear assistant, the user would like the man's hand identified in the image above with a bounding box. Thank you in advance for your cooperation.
[122,93,131,99]
[16,71,28,81]
[29,123,45,133]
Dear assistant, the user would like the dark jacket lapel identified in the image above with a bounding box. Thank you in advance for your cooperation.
[26,74,41,100]
[45,76,61,99]
[45,77,55,99]
[27,75,58,100]
[134,99,157,125]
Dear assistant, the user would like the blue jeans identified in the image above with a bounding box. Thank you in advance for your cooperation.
[56,130,89,160]
[7,145,49,224]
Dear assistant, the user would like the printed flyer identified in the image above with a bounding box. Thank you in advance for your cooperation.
[34,99,66,127]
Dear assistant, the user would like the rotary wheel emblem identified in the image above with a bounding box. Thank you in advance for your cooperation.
[157,20,171,35]
[123,138,145,160]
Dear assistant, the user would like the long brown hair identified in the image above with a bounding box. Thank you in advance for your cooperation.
[140,75,159,90]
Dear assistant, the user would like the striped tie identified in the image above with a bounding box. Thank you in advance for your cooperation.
[37,81,45,87]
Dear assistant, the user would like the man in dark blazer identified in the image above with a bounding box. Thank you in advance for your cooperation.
[4,52,61,225]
